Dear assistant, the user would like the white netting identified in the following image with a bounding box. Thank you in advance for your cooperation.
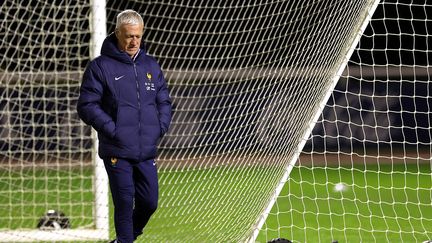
[0,0,108,242]
[104,1,378,242]
[262,1,432,242]
[4,0,426,242]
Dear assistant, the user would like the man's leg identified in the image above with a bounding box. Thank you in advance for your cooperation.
[104,158,135,243]
[132,159,159,240]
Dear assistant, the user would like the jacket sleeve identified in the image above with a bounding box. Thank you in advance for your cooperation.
[156,70,172,136]
[77,61,116,139]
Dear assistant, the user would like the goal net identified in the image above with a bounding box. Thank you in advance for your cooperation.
[259,1,432,242]
[1,0,429,242]
[105,0,380,242]
[0,0,109,241]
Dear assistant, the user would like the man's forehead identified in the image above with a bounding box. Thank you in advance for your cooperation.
[119,24,144,33]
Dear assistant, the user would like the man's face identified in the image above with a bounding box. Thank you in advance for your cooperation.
[115,23,143,57]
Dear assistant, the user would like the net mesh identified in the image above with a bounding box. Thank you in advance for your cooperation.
[262,1,432,242]
[2,0,429,242]
[0,0,95,233]
[105,0,378,242]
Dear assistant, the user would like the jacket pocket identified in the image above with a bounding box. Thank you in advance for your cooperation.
[102,120,116,139]
[115,126,139,147]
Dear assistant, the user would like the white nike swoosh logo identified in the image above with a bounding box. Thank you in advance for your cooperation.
[115,75,125,80]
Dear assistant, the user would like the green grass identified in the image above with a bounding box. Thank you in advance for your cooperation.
[1,163,432,242]
[144,165,283,242]
[256,163,432,242]
[0,167,94,229]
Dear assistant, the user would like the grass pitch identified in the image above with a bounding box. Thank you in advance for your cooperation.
[257,163,432,242]
[1,163,432,242]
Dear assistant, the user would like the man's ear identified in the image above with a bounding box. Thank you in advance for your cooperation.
[114,28,119,38]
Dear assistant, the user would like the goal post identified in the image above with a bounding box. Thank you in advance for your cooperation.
[248,1,381,241]
[90,0,109,236]
[0,0,109,241]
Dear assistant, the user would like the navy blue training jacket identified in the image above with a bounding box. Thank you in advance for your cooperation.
[77,33,172,161]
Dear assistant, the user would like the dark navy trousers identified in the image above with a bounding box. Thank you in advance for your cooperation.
[103,157,158,243]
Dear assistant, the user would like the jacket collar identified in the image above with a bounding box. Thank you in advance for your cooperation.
[100,32,146,63]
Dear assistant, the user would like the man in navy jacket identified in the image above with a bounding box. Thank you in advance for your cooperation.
[77,9,172,243]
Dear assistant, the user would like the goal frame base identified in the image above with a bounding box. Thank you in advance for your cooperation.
[0,229,109,242]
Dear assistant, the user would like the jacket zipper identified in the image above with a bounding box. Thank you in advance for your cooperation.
[133,62,142,159]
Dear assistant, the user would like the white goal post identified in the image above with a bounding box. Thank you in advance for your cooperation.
[248,1,381,241]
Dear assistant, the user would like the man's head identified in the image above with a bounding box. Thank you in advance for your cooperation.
[115,10,144,57]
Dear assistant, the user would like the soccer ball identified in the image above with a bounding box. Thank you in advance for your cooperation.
[334,182,347,192]
[37,209,70,230]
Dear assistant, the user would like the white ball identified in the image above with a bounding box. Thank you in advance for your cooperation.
[334,183,347,192]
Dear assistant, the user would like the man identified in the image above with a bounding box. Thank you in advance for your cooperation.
[77,9,172,243]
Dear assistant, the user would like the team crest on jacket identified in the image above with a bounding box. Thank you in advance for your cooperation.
[145,72,155,91]
[110,157,118,167]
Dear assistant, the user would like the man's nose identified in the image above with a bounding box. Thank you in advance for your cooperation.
[131,37,139,45]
